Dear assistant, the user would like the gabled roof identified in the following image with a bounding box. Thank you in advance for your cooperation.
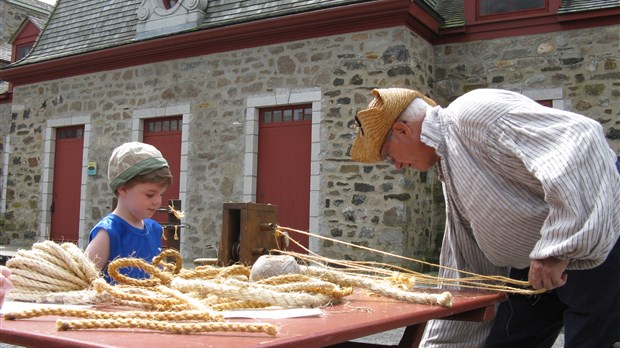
[8,15,47,44]
[28,15,47,29]
[25,0,140,65]
[17,0,377,66]
[14,0,620,67]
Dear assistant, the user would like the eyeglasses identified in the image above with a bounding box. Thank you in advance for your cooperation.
[354,115,365,136]
[381,132,395,164]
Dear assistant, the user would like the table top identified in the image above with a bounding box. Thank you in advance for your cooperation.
[0,289,505,348]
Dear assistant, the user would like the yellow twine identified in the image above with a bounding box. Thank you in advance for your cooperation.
[169,205,185,220]
[274,225,545,295]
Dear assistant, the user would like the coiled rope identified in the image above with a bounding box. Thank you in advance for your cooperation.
[5,241,453,337]
[4,242,281,336]
[5,221,540,337]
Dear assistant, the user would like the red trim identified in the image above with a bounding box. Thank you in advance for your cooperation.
[409,2,440,34]
[549,0,562,13]
[0,92,13,104]
[436,8,619,44]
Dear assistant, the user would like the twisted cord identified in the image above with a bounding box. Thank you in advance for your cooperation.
[8,252,90,288]
[252,279,354,299]
[93,279,182,310]
[302,266,452,307]
[171,278,337,308]
[56,318,278,337]
[152,249,183,274]
[6,241,100,302]
[107,258,174,287]
[4,308,224,322]
[61,242,100,283]
[211,299,272,311]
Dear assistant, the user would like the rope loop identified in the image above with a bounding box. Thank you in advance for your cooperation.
[108,258,174,287]
[152,248,183,274]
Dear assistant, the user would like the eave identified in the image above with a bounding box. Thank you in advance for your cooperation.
[0,0,441,87]
[435,7,620,44]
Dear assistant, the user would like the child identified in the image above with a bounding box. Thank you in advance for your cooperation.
[85,142,173,283]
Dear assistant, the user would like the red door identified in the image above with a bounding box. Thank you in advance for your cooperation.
[537,99,552,107]
[257,105,312,253]
[50,126,84,243]
[143,116,182,248]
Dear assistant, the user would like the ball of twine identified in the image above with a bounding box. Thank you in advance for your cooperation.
[250,255,300,281]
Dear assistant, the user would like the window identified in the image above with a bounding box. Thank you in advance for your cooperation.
[260,105,312,126]
[16,43,33,61]
[57,126,84,139]
[536,100,552,107]
[479,0,545,16]
[145,116,182,134]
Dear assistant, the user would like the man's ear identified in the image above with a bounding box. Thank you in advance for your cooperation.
[392,121,413,137]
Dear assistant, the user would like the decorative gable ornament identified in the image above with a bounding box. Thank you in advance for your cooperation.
[135,0,209,40]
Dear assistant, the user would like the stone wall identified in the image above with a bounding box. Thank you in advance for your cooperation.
[0,0,50,45]
[1,0,52,243]
[0,0,52,64]
[4,27,443,269]
[434,26,620,153]
[0,102,11,243]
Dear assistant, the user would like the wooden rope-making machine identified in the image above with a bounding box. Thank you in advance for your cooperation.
[215,202,284,267]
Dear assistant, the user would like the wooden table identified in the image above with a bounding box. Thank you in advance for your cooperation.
[0,289,505,348]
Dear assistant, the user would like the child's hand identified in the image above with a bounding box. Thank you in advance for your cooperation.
[0,265,14,309]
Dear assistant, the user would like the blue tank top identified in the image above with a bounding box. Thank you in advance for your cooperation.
[89,214,163,283]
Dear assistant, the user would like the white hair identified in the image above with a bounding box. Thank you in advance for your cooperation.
[397,97,430,123]
[381,97,431,161]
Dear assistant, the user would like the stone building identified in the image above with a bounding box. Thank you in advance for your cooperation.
[0,0,52,100]
[1,0,618,268]
[1,0,52,246]
[0,0,52,70]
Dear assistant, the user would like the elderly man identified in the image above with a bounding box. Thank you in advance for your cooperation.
[351,88,619,348]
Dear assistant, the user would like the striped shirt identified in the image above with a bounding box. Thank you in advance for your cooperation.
[418,89,620,347]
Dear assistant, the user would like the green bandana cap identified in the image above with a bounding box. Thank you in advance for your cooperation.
[108,142,169,191]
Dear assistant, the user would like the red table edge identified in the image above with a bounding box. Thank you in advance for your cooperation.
[0,291,507,348]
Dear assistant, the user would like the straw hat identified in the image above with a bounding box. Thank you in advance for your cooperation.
[108,142,169,191]
[350,88,436,163]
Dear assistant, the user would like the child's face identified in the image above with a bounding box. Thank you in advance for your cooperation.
[118,182,168,220]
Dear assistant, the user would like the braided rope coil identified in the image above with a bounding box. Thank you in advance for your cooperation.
[4,242,464,338]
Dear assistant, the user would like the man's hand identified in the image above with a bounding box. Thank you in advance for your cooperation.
[528,257,569,290]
